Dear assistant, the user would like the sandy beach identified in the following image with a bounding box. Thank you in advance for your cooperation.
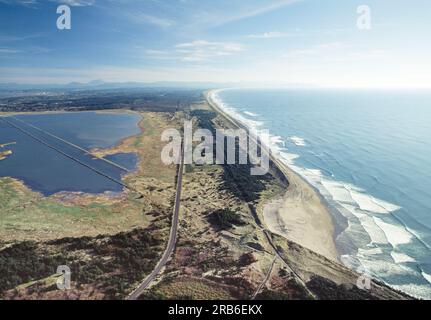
[205,89,339,262]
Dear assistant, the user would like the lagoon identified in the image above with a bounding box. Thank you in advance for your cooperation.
[0,111,141,196]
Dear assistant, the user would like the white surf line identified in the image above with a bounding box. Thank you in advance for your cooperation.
[10,115,130,173]
[290,136,306,146]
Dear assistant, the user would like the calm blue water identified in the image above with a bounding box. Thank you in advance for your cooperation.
[0,112,140,195]
[215,88,431,299]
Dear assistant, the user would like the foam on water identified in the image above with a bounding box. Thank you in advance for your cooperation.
[347,186,401,214]
[374,217,414,246]
[422,272,431,284]
[290,136,306,146]
[269,135,286,152]
[359,247,383,256]
[393,283,431,298]
[243,111,258,117]
[392,251,416,263]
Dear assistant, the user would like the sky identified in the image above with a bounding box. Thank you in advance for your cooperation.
[0,0,430,88]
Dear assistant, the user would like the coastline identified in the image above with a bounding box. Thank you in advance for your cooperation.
[204,89,339,262]
[0,108,138,116]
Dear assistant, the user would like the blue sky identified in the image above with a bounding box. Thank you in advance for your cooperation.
[0,0,430,88]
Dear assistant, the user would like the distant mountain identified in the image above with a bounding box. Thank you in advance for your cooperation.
[87,80,106,86]
[0,80,239,91]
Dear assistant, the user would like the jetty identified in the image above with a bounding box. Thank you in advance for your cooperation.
[0,150,12,160]
[0,142,16,148]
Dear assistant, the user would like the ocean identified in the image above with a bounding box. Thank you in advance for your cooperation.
[213,88,431,299]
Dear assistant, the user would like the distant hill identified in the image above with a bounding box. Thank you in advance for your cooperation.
[0,80,239,91]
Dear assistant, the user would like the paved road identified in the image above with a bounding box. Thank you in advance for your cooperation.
[127,141,184,300]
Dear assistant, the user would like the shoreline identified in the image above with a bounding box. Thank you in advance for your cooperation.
[204,89,339,262]
[0,108,138,116]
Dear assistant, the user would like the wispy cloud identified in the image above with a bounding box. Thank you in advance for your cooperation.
[143,49,177,61]
[0,0,95,6]
[282,42,345,59]
[0,45,51,56]
[173,0,303,33]
[129,12,174,28]
[0,32,46,44]
[0,48,23,54]
[281,42,386,65]
[0,0,37,7]
[247,31,296,39]
[53,0,95,6]
[143,40,245,63]
[213,0,302,27]
[175,40,245,62]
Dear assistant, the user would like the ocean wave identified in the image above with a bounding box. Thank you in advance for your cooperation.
[243,111,258,117]
[290,136,306,146]
[276,149,413,253]
[347,185,401,214]
[391,251,416,263]
[350,210,389,245]
[358,247,383,256]
[391,283,431,300]
[422,272,431,284]
[355,253,431,299]
[374,217,414,246]
[269,135,285,147]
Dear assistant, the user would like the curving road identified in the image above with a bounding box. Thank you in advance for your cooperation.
[127,141,184,300]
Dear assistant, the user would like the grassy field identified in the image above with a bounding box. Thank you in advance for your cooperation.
[0,177,150,241]
[141,277,235,300]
